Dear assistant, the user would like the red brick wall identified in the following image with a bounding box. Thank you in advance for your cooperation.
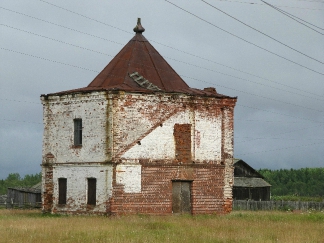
[110,163,225,215]
[174,124,192,163]
[42,165,53,213]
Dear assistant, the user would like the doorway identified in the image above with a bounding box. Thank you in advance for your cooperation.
[172,181,191,214]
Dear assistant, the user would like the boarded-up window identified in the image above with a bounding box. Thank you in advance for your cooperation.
[74,119,82,146]
[174,124,191,163]
[58,178,67,205]
[87,178,96,205]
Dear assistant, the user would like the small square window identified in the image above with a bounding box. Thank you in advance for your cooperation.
[74,119,82,146]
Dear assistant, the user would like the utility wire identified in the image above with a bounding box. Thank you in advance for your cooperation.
[236,103,321,123]
[295,0,324,3]
[36,1,324,73]
[213,0,324,10]
[236,141,324,156]
[235,137,324,141]
[1,119,42,124]
[0,47,98,73]
[0,7,124,47]
[202,0,324,60]
[1,47,323,124]
[2,6,323,121]
[164,1,324,75]
[185,75,324,113]
[3,23,324,102]
[236,119,322,123]
[38,0,130,35]
[31,1,324,96]
[262,0,324,34]
[2,45,322,115]
[235,123,324,143]
[3,6,322,99]
[0,98,39,104]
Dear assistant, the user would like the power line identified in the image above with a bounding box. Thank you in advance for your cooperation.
[0,98,39,104]
[202,0,324,61]
[236,141,324,156]
[212,0,324,10]
[1,119,42,124]
[262,0,324,34]
[0,7,124,47]
[295,0,324,3]
[38,0,131,35]
[1,47,323,124]
[25,2,324,97]
[235,123,324,143]
[164,0,324,76]
[0,47,98,73]
[1,6,323,123]
[5,45,320,117]
[3,23,324,102]
[37,1,324,74]
[236,103,321,123]
[235,137,324,142]
[184,75,324,113]
[236,119,321,123]
[168,56,324,101]
[0,24,118,58]
[2,6,323,99]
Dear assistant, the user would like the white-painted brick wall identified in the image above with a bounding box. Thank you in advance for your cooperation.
[41,90,236,214]
[41,92,108,163]
[116,164,141,193]
[53,165,113,212]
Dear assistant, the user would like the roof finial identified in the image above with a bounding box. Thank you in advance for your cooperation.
[133,18,145,34]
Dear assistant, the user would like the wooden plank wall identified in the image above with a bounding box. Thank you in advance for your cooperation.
[233,200,324,211]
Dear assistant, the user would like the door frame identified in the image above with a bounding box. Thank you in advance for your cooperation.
[171,180,193,214]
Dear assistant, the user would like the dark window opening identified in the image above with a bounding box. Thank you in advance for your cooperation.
[58,178,67,205]
[74,119,82,146]
[87,178,96,205]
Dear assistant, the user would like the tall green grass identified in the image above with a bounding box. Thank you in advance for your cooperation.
[0,209,323,243]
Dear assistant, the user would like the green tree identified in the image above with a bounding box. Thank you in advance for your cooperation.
[258,167,324,197]
[0,172,41,195]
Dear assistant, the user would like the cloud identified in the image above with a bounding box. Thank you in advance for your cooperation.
[1,0,323,179]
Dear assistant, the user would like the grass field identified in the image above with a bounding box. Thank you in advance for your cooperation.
[0,209,323,243]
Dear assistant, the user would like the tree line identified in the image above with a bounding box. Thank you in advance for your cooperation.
[1,168,323,197]
[258,168,324,197]
[0,173,41,195]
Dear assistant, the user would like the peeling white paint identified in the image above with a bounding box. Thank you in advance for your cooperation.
[52,165,113,212]
[116,164,141,193]
[42,91,236,214]
[41,92,108,163]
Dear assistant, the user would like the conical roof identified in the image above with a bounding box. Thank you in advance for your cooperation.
[87,22,190,93]
[50,19,231,98]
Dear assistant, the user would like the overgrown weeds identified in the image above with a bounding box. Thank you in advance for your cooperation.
[0,210,323,243]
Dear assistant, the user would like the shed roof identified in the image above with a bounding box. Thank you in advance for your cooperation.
[234,158,265,179]
[234,177,271,188]
[46,19,236,99]
[7,182,41,194]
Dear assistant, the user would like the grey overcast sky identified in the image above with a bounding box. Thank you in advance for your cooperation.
[1,0,323,179]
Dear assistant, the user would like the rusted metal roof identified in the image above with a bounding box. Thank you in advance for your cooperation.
[47,18,235,98]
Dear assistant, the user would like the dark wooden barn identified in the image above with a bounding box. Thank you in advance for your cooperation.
[7,182,41,208]
[233,159,271,201]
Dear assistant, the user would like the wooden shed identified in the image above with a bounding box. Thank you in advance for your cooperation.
[233,159,271,201]
[7,182,41,208]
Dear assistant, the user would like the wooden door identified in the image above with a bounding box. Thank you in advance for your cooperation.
[172,181,191,214]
